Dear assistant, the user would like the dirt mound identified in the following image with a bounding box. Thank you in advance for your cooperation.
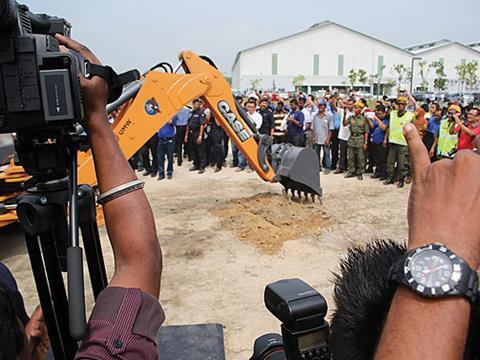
[212,192,333,254]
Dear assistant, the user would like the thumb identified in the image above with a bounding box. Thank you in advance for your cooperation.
[403,123,430,181]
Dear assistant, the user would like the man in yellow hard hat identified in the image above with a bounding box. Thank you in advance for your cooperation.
[383,96,416,188]
[434,104,461,158]
[343,101,369,180]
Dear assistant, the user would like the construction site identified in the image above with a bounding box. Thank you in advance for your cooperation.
[1,158,410,359]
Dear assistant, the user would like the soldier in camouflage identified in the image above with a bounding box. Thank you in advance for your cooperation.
[343,101,369,180]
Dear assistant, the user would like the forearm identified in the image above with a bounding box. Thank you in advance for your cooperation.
[460,124,475,137]
[86,112,161,296]
[375,288,470,360]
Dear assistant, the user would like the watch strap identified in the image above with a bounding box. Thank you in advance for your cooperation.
[388,245,479,304]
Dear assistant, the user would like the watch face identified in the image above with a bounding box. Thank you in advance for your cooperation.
[410,250,453,287]
[404,244,465,298]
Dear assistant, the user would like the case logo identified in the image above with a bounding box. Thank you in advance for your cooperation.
[217,100,250,142]
[145,97,160,115]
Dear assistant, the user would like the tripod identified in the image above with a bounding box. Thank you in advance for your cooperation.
[16,137,108,359]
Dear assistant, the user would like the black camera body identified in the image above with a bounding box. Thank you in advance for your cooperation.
[252,279,331,360]
[0,0,84,134]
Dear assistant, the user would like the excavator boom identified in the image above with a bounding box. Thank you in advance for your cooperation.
[1,51,322,227]
[78,51,321,197]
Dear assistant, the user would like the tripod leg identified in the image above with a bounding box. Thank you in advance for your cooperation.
[24,234,68,360]
[81,221,108,299]
[39,232,78,358]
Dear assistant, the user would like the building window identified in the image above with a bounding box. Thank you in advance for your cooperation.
[338,54,344,76]
[272,53,278,75]
[377,55,384,76]
[313,54,320,75]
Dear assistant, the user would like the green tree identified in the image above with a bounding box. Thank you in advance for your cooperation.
[249,78,262,91]
[466,61,479,90]
[417,61,429,91]
[384,80,396,95]
[357,69,368,90]
[292,75,305,90]
[429,61,448,92]
[455,63,468,93]
[392,64,406,87]
[348,69,357,89]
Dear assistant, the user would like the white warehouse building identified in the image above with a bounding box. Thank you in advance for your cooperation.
[232,21,480,95]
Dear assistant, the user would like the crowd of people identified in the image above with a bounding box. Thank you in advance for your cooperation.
[124,88,479,187]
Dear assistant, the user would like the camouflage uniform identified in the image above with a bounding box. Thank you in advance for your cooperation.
[347,114,369,176]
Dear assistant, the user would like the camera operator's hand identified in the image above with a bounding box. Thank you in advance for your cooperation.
[403,123,480,267]
[55,34,109,126]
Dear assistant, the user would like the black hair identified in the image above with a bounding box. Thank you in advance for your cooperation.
[330,240,480,360]
[0,285,24,358]
[421,104,429,112]
[290,99,298,105]
[277,101,284,107]
[375,104,386,113]
[246,100,257,107]
[359,98,367,106]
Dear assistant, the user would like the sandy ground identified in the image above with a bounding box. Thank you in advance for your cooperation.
[0,159,410,359]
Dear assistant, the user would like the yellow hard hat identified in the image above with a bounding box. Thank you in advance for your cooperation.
[448,104,461,113]
[354,101,365,109]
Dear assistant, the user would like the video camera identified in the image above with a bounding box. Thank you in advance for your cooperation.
[251,279,331,360]
[0,0,84,133]
[0,0,138,180]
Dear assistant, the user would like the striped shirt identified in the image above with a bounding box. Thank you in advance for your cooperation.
[76,287,165,359]
[273,110,287,137]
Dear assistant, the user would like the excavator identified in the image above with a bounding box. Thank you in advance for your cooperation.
[0,51,322,228]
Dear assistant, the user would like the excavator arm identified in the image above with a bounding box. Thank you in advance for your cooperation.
[1,51,321,227]
[78,51,321,199]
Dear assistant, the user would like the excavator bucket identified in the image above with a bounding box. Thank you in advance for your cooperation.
[270,143,322,201]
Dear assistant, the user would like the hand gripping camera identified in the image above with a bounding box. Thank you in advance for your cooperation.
[251,279,331,360]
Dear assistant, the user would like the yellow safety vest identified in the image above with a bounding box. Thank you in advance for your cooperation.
[437,118,458,158]
[389,110,415,146]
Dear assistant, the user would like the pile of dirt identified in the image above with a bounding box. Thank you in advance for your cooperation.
[212,192,333,254]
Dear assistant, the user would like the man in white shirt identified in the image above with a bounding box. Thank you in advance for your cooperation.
[335,98,354,174]
[299,96,316,148]
[246,100,263,130]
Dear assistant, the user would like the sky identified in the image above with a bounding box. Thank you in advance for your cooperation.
[25,0,480,75]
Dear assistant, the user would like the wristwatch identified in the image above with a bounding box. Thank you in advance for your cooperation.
[388,243,479,304]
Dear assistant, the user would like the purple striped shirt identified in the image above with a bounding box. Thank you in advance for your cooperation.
[75,287,165,359]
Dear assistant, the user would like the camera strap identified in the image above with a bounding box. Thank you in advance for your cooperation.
[85,63,140,103]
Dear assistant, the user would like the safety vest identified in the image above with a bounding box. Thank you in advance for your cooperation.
[437,118,458,158]
[389,110,415,146]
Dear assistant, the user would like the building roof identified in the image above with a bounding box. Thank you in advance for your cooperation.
[405,39,450,52]
[231,20,413,71]
[411,41,480,56]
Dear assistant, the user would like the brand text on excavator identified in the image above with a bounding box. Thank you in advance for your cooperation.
[217,100,250,142]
